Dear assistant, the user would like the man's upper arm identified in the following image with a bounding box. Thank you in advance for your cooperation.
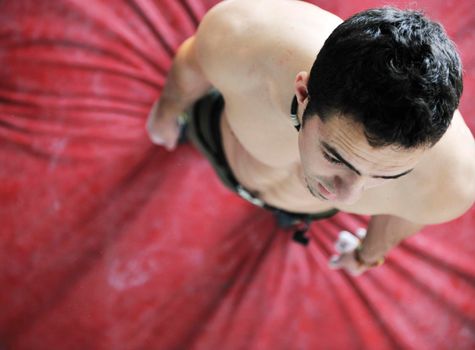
[398,175,475,225]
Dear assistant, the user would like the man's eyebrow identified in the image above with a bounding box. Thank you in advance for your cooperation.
[320,141,414,179]
[374,168,414,179]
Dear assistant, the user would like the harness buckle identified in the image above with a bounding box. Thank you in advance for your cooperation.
[236,185,265,207]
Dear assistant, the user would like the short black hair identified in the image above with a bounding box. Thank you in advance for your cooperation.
[304,7,463,149]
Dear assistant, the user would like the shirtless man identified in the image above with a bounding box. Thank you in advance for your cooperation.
[147,0,475,275]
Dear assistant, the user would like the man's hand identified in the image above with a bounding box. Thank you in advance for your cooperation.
[146,99,183,151]
[328,229,373,276]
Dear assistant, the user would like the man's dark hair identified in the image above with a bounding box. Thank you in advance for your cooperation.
[304,7,463,149]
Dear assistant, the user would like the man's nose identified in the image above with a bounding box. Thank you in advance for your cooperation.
[334,174,365,202]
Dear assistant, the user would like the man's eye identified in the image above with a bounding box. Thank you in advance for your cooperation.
[323,152,342,164]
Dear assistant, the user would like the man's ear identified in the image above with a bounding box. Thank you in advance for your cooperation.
[294,71,310,108]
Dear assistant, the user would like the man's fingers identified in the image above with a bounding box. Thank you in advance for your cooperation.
[146,100,180,149]
[328,255,342,269]
[146,101,163,144]
[146,122,166,145]
[146,119,168,146]
[328,252,367,276]
[355,228,367,239]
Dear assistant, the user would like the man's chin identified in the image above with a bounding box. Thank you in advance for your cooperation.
[334,196,360,206]
[309,187,360,205]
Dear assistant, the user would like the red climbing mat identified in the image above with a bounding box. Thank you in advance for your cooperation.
[0,1,474,349]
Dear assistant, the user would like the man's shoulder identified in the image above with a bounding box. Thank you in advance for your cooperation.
[204,0,342,46]
[393,114,475,224]
[408,167,475,225]
[438,116,475,220]
[201,0,340,28]
[194,0,341,90]
[193,0,270,90]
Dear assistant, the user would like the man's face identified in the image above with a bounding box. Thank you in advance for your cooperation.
[298,114,427,205]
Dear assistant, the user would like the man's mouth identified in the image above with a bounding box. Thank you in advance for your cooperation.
[306,183,331,201]
[317,182,336,200]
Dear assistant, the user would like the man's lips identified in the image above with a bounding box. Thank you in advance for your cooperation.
[304,176,337,201]
[317,182,336,200]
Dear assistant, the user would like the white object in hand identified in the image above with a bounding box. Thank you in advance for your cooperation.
[355,228,367,239]
[334,230,360,254]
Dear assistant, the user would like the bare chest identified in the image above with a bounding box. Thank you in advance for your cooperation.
[220,109,337,213]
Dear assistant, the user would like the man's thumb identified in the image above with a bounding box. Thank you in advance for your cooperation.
[328,255,342,269]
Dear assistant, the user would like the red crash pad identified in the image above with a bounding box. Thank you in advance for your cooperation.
[0,0,474,349]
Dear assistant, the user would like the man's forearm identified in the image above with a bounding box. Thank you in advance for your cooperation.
[358,214,425,264]
[146,35,213,149]
[161,36,212,112]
